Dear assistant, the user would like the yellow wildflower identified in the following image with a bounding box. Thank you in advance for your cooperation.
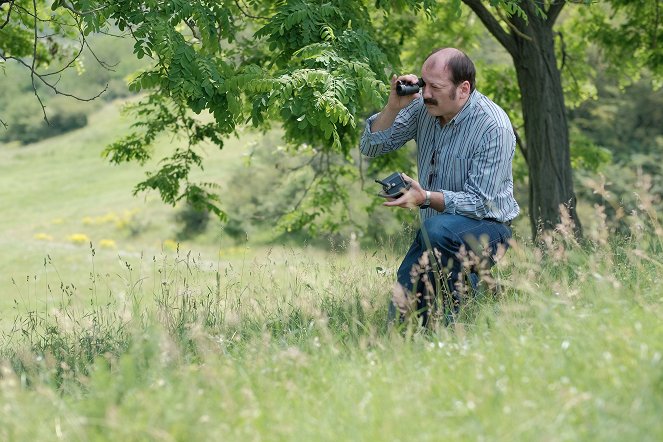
[162,239,178,251]
[99,239,117,249]
[68,233,90,245]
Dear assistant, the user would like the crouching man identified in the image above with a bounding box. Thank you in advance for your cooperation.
[360,48,519,326]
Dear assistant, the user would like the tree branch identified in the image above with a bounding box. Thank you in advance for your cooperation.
[5,54,108,100]
[1,0,14,30]
[40,35,86,77]
[128,25,155,60]
[462,0,517,56]
[653,0,660,50]
[13,2,59,23]
[495,6,533,42]
[98,28,131,38]
[234,0,269,20]
[513,123,527,162]
[290,168,320,213]
[557,30,567,71]
[546,0,566,26]
[84,36,118,70]
[39,20,118,79]
[12,0,106,122]
[282,150,321,172]
[185,19,202,42]
[59,1,108,16]
[556,31,581,94]
[30,0,48,123]
[13,2,78,31]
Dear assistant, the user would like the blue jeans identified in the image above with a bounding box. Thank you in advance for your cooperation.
[392,214,512,326]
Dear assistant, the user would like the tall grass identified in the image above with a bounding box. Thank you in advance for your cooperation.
[1,205,663,441]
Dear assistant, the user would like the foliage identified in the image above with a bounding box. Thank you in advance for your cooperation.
[568,70,663,236]
[570,73,663,163]
[0,0,65,60]
[97,0,415,227]
[2,0,662,236]
[568,126,612,172]
[173,201,210,240]
[578,0,663,81]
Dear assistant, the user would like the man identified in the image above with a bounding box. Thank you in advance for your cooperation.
[360,48,519,326]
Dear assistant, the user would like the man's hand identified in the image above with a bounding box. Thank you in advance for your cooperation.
[386,74,421,112]
[383,173,426,209]
[370,74,421,133]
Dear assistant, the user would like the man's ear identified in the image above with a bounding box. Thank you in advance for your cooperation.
[460,81,471,99]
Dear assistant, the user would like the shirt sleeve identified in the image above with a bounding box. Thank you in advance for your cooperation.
[441,126,515,219]
[359,99,421,157]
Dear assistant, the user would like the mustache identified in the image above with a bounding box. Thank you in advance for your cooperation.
[424,98,438,105]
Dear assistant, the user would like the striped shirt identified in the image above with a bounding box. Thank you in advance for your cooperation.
[360,90,520,222]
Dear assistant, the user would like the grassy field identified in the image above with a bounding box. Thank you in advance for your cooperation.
[1,102,663,441]
[0,99,283,311]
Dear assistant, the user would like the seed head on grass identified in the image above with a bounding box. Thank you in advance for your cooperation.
[391,281,416,319]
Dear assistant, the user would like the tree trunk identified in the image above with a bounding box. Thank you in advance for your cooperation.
[511,15,583,239]
[463,0,583,240]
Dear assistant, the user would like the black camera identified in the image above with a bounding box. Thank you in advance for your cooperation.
[375,172,411,198]
[396,78,425,96]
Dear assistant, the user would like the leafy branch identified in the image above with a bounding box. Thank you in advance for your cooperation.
[0,0,109,124]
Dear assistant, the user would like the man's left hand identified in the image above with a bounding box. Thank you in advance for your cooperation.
[383,173,426,209]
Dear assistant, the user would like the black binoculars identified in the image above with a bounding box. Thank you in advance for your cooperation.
[396,78,425,96]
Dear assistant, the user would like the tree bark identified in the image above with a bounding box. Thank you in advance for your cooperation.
[463,0,583,239]
[510,2,582,239]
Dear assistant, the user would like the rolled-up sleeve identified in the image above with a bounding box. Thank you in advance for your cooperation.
[441,126,515,219]
[360,99,420,157]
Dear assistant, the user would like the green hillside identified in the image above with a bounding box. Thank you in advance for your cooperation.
[0,99,270,310]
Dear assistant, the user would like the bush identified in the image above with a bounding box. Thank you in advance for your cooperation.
[0,96,88,144]
[174,202,211,240]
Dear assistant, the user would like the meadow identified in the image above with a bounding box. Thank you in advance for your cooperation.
[1,102,662,441]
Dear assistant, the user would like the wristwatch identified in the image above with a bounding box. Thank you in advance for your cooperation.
[420,190,431,209]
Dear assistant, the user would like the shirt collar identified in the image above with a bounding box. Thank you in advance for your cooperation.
[448,89,479,127]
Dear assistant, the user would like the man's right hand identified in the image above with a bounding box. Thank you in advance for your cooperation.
[369,74,420,133]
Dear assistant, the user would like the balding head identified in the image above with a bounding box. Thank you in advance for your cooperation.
[423,48,476,93]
